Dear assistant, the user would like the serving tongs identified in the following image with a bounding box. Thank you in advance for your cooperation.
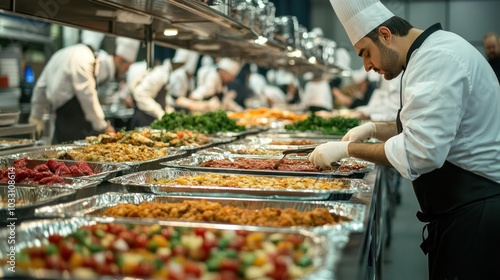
[272,146,317,169]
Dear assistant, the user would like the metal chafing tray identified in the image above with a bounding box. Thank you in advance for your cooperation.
[0,157,129,182]
[0,186,75,223]
[0,138,36,151]
[199,143,313,156]
[210,127,266,138]
[161,153,375,178]
[3,145,187,173]
[108,168,371,200]
[0,217,346,280]
[234,136,334,150]
[260,132,344,139]
[0,178,100,200]
[35,192,365,233]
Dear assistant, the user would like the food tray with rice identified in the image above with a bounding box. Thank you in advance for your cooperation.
[161,154,374,179]
[3,144,187,173]
[107,168,371,200]
[0,217,347,280]
[0,186,75,224]
[0,157,129,184]
[35,193,366,233]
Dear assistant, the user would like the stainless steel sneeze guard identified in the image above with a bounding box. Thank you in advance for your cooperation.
[35,192,366,233]
[0,217,349,280]
[107,168,371,200]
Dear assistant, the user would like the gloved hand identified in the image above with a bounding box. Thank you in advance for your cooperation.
[308,141,350,169]
[28,117,44,136]
[342,122,376,142]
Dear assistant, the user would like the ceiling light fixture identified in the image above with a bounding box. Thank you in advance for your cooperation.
[163,28,179,36]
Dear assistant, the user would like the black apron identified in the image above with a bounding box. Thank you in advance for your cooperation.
[54,45,100,144]
[128,86,167,129]
[397,23,500,279]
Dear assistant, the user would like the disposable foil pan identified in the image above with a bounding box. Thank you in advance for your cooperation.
[108,168,371,200]
[0,217,348,280]
[3,145,187,173]
[210,127,266,138]
[161,153,375,178]
[0,157,129,182]
[236,136,334,147]
[0,138,36,151]
[259,131,344,140]
[35,192,366,233]
[0,186,75,223]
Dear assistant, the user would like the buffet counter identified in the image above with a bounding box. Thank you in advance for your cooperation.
[0,128,395,279]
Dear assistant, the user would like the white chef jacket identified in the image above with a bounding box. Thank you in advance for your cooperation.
[301,79,333,111]
[356,73,400,121]
[30,44,107,131]
[131,60,172,120]
[384,30,500,183]
[196,65,216,88]
[190,68,224,100]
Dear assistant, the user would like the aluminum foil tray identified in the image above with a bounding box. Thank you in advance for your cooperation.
[0,186,75,223]
[0,177,100,200]
[3,145,188,173]
[234,136,335,150]
[108,168,371,200]
[161,153,375,178]
[210,127,266,138]
[0,217,348,280]
[0,157,129,182]
[35,192,365,233]
[260,132,344,140]
[0,138,36,151]
[199,143,313,156]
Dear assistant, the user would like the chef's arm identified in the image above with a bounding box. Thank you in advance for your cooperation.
[190,72,219,100]
[30,84,49,121]
[72,58,109,132]
[348,142,392,167]
[132,65,170,120]
[373,122,398,141]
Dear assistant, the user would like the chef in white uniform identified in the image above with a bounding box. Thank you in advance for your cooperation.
[309,0,500,278]
[168,51,200,105]
[196,54,215,87]
[128,49,198,128]
[29,35,140,143]
[177,57,242,112]
[301,72,333,112]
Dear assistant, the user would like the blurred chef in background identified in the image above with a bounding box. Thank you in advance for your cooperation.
[274,69,301,105]
[128,48,198,129]
[301,71,333,113]
[29,34,140,143]
[196,54,215,87]
[176,57,243,112]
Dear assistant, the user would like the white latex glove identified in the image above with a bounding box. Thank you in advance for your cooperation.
[342,122,376,142]
[28,117,44,136]
[308,141,350,169]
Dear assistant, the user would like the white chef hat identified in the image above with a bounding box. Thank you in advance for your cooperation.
[201,55,214,67]
[173,49,196,64]
[81,30,105,52]
[329,0,394,45]
[115,37,141,62]
[275,70,295,86]
[217,58,241,76]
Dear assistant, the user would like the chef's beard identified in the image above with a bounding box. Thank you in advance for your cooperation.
[374,42,401,80]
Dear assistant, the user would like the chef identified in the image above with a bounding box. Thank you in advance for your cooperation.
[308,0,500,278]
[301,71,333,112]
[128,49,198,129]
[29,35,140,143]
[177,57,243,112]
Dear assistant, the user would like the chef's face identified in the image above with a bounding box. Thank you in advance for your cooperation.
[483,35,500,60]
[114,56,133,79]
[218,69,236,84]
[355,36,401,80]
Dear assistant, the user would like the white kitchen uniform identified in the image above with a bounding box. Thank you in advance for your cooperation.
[301,79,333,111]
[96,50,116,85]
[190,68,224,101]
[131,60,172,121]
[384,29,500,182]
[30,44,107,138]
[356,73,400,121]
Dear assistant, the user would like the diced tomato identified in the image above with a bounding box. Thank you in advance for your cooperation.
[118,231,137,247]
[286,234,303,247]
[97,263,120,275]
[194,227,207,237]
[132,262,154,277]
[45,255,67,270]
[229,235,245,251]
[218,270,239,280]
[82,256,98,269]
[183,261,202,277]
[133,233,149,249]
[104,251,115,264]
[219,259,240,273]
[59,243,74,260]
[25,247,46,258]
[48,234,63,244]
[172,246,188,257]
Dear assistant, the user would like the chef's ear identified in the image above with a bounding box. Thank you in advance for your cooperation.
[378,26,392,44]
